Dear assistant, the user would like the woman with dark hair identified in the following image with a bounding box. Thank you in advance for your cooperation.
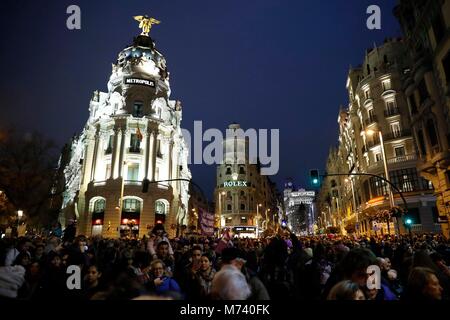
[194,253,216,298]
[403,267,443,300]
[327,280,365,300]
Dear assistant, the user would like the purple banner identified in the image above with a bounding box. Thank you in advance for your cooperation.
[198,208,215,236]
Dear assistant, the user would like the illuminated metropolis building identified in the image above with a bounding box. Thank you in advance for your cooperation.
[59,20,191,238]
[214,124,280,238]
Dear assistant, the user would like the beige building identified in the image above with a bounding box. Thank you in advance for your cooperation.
[60,28,191,238]
[319,39,438,236]
[394,0,450,237]
[214,124,279,238]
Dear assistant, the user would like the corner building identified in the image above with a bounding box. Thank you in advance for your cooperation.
[60,28,191,238]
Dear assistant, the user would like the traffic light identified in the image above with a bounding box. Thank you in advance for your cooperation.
[310,169,320,187]
[142,179,150,193]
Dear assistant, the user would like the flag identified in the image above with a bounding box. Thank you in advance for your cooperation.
[136,126,143,142]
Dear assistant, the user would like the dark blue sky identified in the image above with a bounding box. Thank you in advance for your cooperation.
[0,0,401,199]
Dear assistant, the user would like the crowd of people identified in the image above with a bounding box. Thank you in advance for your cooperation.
[0,223,449,301]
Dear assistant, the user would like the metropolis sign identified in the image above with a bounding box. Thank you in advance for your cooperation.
[124,77,155,87]
[223,180,248,187]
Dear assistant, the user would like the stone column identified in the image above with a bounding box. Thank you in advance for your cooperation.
[151,131,158,181]
[144,128,151,180]
[118,129,127,177]
[90,132,99,182]
[110,128,120,179]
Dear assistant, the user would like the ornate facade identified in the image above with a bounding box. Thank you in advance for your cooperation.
[60,26,191,238]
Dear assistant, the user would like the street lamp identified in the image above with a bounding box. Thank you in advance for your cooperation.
[345,177,359,235]
[256,203,262,238]
[219,191,226,229]
[17,210,23,236]
[365,129,395,234]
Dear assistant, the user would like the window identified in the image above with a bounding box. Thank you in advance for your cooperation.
[382,80,391,91]
[123,199,140,212]
[127,163,139,181]
[105,135,114,154]
[418,79,429,104]
[240,191,245,197]
[105,164,111,180]
[408,95,418,115]
[390,122,401,137]
[93,199,105,213]
[375,153,382,162]
[416,129,427,156]
[426,119,439,148]
[385,100,397,115]
[156,139,162,158]
[364,88,370,100]
[155,200,168,215]
[389,168,424,193]
[394,146,406,157]
[239,166,246,174]
[369,175,388,197]
[130,134,141,153]
[227,204,232,211]
[431,12,446,45]
[383,55,388,65]
[443,52,450,83]
[240,203,246,210]
[133,102,143,118]
[226,166,232,175]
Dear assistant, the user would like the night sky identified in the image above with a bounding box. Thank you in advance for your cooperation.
[0,0,401,199]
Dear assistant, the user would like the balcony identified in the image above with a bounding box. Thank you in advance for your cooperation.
[383,129,412,141]
[384,108,400,117]
[364,115,378,126]
[128,147,142,154]
[387,154,417,165]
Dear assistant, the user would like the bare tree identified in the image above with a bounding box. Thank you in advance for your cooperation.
[0,129,61,228]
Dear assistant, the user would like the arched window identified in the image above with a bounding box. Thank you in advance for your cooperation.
[239,166,246,174]
[93,199,105,213]
[123,198,141,212]
[227,204,232,211]
[426,119,439,147]
[155,199,169,215]
[240,203,246,211]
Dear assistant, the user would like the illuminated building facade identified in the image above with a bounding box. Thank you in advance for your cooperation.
[318,39,437,236]
[59,25,191,238]
[283,181,316,235]
[214,123,279,238]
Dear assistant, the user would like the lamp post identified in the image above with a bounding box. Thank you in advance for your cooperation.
[366,129,395,235]
[17,210,23,236]
[256,203,262,238]
[219,191,226,230]
[345,177,359,235]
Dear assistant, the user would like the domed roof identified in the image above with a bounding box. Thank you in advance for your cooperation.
[116,35,166,69]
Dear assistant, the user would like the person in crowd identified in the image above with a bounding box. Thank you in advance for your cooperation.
[327,280,366,300]
[155,241,175,276]
[194,253,216,298]
[4,238,31,266]
[147,259,181,297]
[211,265,251,300]
[147,224,174,259]
[220,247,270,300]
[403,267,444,300]
[62,220,77,243]
[83,265,103,300]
